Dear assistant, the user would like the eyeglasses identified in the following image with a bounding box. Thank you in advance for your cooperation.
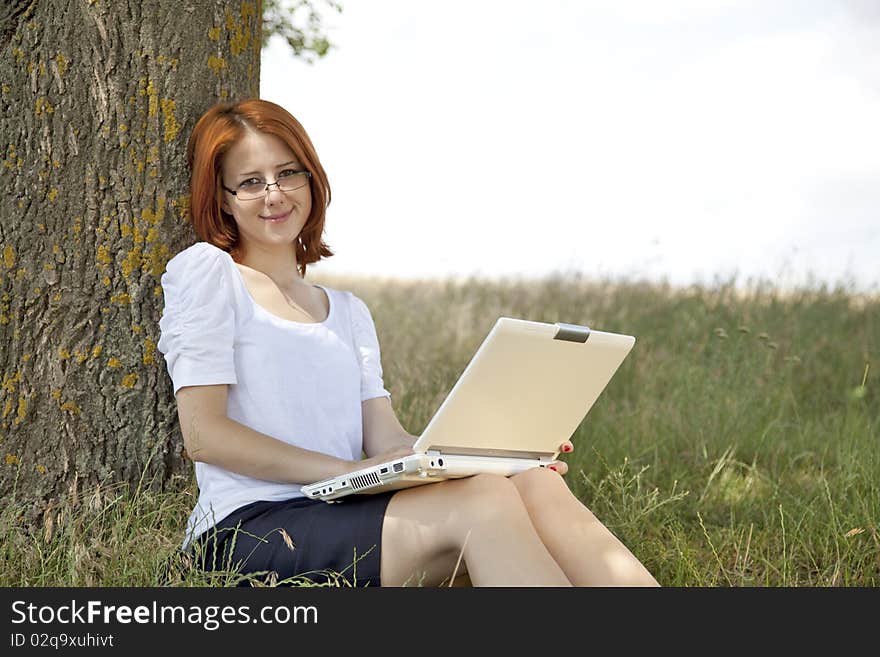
[222,169,312,201]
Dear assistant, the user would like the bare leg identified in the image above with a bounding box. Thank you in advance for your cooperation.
[510,467,659,586]
[380,473,571,587]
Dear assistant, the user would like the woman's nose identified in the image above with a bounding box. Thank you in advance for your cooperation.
[264,184,285,204]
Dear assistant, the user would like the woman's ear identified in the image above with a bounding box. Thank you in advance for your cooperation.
[218,190,232,215]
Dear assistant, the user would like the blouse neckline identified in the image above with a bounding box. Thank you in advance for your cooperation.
[224,252,333,327]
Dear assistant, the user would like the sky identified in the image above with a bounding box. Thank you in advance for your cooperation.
[260,0,880,291]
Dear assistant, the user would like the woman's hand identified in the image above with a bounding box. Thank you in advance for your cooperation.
[355,445,415,471]
[546,440,574,476]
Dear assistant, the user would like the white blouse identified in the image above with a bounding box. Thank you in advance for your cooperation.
[156,242,391,547]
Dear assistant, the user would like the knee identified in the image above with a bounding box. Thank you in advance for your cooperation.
[463,472,519,498]
[454,473,523,519]
[512,466,576,507]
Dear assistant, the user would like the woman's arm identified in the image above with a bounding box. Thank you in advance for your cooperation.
[361,396,417,458]
[175,384,358,484]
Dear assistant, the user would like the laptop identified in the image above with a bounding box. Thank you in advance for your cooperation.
[301,317,635,502]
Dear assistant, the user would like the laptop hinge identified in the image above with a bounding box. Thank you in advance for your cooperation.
[426,447,556,460]
[554,322,590,343]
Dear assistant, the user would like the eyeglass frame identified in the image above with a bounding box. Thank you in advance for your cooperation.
[221,170,312,200]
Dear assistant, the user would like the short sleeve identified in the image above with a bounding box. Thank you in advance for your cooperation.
[348,293,392,402]
[157,243,238,395]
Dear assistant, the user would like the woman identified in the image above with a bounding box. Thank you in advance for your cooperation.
[157,98,658,587]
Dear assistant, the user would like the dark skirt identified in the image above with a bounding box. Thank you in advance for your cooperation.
[190,492,395,587]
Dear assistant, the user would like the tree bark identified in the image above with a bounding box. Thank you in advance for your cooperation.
[0,0,261,522]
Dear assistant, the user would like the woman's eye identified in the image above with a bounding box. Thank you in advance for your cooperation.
[239,178,261,187]
[278,169,298,178]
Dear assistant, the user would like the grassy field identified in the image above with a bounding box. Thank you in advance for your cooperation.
[2,274,878,586]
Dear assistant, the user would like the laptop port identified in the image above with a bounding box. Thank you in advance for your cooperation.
[393,462,404,473]
[380,467,389,474]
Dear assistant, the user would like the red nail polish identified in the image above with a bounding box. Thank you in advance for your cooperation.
[562,445,572,453]
[548,465,558,472]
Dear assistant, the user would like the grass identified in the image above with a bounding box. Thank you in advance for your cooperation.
[1,273,877,586]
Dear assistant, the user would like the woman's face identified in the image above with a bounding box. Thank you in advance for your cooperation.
[220,129,312,255]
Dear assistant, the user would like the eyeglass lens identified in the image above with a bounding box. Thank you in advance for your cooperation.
[237,171,309,199]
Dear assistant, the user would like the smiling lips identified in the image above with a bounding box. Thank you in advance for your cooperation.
[260,209,291,223]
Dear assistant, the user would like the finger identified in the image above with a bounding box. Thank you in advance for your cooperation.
[560,441,574,454]
[547,461,569,476]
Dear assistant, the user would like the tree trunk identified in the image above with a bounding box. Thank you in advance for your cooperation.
[0,0,261,522]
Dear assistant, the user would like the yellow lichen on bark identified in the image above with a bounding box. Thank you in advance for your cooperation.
[142,198,166,224]
[60,401,81,414]
[2,372,21,393]
[207,55,226,76]
[231,3,257,56]
[96,245,112,270]
[35,97,55,116]
[142,339,156,365]
[121,373,138,389]
[145,244,171,278]
[141,78,159,118]
[54,53,69,76]
[13,397,28,425]
[160,99,180,143]
[155,55,179,70]
[173,195,191,223]
[122,249,143,278]
[3,144,18,171]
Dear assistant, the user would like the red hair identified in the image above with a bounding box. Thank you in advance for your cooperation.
[186,98,333,277]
